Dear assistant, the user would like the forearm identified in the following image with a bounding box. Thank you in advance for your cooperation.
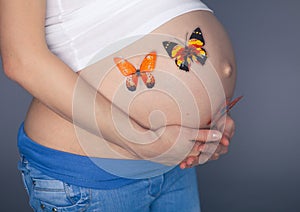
[4,48,186,162]
[0,1,154,157]
[2,47,152,157]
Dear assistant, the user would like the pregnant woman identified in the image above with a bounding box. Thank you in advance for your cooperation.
[0,0,236,211]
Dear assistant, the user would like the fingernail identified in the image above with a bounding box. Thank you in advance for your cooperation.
[211,132,222,140]
[180,164,186,169]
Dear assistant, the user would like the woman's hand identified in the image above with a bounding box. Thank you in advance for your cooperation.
[179,115,235,169]
[139,125,223,166]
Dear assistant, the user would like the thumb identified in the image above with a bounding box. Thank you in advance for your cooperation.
[194,129,222,142]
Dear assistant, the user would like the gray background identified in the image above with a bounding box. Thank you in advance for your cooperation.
[0,0,299,211]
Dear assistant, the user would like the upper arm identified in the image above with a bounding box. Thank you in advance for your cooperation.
[0,0,47,77]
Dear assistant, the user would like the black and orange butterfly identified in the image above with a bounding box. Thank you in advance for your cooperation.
[163,27,207,72]
[114,52,156,91]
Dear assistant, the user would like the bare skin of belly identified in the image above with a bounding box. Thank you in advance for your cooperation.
[24,11,236,158]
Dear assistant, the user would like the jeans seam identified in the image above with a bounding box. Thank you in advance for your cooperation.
[78,188,92,212]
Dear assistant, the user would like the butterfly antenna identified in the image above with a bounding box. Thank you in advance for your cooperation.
[172,32,189,45]
[185,32,188,45]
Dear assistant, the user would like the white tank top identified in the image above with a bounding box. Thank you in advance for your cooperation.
[45,0,212,72]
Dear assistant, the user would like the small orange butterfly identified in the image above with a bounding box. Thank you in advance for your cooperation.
[114,52,156,91]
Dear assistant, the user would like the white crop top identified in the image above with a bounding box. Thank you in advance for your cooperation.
[45,0,212,72]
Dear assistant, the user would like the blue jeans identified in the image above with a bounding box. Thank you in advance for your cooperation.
[18,157,201,212]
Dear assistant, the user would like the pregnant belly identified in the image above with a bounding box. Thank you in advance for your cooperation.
[81,11,236,130]
[24,10,236,158]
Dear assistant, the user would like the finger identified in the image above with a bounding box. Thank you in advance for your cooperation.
[198,147,218,164]
[198,137,230,164]
[197,143,205,152]
[179,158,192,169]
[198,153,210,164]
[200,142,219,155]
[186,156,199,168]
[219,146,228,155]
[209,145,228,162]
[198,140,220,153]
[180,155,199,169]
[183,142,201,158]
[214,144,223,154]
[179,157,191,169]
[186,156,196,166]
[213,144,228,155]
[221,115,235,139]
[210,153,220,161]
[193,129,222,143]
[180,162,187,169]
[220,135,230,146]
[197,142,220,164]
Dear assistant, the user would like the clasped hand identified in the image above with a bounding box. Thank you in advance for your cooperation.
[179,115,235,169]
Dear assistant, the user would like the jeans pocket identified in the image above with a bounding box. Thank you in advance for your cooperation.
[18,156,32,196]
[18,157,90,211]
[30,178,90,212]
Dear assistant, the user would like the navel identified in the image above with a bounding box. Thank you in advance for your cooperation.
[223,63,233,78]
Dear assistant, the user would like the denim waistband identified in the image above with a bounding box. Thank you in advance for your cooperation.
[17,122,175,189]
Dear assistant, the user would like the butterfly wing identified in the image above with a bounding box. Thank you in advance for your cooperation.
[125,74,138,91]
[162,41,179,58]
[163,41,190,71]
[188,27,207,65]
[139,52,156,88]
[140,72,155,89]
[189,27,205,45]
[139,51,157,73]
[113,57,138,91]
[187,46,207,65]
[175,55,190,72]
[114,57,137,76]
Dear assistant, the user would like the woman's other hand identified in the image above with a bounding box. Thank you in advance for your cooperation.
[179,115,235,169]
